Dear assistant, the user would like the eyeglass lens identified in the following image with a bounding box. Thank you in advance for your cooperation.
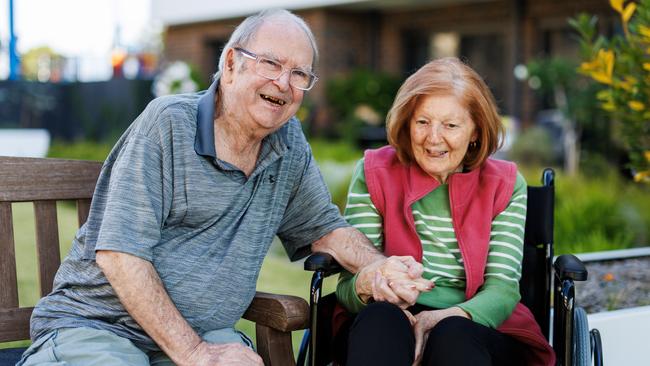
[255,57,313,90]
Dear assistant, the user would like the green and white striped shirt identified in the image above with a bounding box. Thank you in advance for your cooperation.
[336,159,527,328]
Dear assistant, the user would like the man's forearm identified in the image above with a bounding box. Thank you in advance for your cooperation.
[96,250,200,365]
[311,227,385,273]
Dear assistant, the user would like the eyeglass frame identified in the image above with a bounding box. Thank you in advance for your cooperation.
[232,47,319,91]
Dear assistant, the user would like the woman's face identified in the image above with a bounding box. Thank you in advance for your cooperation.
[409,94,477,184]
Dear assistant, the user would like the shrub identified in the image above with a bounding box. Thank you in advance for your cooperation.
[508,127,557,167]
[325,69,401,141]
[548,169,649,253]
[570,0,650,182]
[47,140,113,161]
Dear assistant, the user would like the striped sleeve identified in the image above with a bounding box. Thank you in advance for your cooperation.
[457,172,527,328]
[336,159,383,313]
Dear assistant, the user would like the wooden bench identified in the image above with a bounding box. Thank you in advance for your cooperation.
[0,156,309,365]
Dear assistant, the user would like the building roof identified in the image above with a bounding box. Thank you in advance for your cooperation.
[152,0,486,26]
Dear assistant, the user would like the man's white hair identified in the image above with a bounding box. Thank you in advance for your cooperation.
[213,9,319,81]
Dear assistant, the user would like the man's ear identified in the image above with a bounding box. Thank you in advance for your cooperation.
[221,48,236,83]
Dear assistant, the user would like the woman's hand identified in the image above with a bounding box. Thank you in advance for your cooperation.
[356,256,434,308]
[412,307,470,366]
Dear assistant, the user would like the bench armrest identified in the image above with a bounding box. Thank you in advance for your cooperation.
[242,291,309,332]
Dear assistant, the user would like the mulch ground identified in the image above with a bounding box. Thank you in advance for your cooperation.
[574,257,650,313]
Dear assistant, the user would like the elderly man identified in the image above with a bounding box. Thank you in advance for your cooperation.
[17,9,431,366]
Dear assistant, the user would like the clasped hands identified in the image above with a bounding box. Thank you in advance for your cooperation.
[355,255,433,308]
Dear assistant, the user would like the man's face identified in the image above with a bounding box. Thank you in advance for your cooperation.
[221,20,314,134]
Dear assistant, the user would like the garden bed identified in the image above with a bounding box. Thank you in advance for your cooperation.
[574,248,650,313]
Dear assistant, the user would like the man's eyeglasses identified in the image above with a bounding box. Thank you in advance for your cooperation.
[233,47,318,91]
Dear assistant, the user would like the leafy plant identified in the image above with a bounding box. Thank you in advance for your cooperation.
[47,140,113,161]
[525,57,618,174]
[570,0,650,183]
[552,169,649,253]
[325,69,401,140]
[152,61,206,97]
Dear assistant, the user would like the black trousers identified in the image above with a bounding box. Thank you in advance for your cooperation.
[345,302,526,366]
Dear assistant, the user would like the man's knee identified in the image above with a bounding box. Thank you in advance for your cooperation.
[19,327,149,366]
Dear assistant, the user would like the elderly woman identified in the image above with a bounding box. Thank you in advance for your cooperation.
[336,58,554,366]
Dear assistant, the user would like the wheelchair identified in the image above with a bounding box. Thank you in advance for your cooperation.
[297,169,604,366]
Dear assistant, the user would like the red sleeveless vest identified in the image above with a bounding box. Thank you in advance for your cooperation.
[364,146,555,366]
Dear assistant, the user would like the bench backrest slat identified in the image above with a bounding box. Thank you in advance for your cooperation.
[0,156,102,343]
[0,308,33,341]
[34,201,62,297]
[0,202,19,309]
[0,157,100,202]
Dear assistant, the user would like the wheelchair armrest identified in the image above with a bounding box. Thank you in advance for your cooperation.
[242,291,310,332]
[554,254,588,281]
[304,252,342,276]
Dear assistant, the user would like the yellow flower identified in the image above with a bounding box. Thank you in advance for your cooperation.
[610,0,624,13]
[644,63,650,72]
[640,25,650,40]
[622,3,637,23]
[645,151,650,162]
[580,49,615,84]
[618,80,633,91]
[629,100,645,111]
[602,101,617,111]
[634,170,650,183]
[596,90,612,101]
[617,76,638,92]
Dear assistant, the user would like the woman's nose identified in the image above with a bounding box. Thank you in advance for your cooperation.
[426,124,443,143]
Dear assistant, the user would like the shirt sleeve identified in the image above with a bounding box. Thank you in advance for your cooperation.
[336,159,383,313]
[457,172,527,328]
[94,134,166,262]
[277,146,349,261]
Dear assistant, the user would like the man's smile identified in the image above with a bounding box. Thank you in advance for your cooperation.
[260,93,287,106]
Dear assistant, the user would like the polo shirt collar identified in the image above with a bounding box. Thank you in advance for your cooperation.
[194,79,290,159]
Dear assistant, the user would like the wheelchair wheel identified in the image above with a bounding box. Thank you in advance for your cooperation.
[572,306,591,366]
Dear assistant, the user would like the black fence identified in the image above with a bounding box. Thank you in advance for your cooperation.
[0,79,155,142]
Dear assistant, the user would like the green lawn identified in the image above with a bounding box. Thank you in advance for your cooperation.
[2,202,337,357]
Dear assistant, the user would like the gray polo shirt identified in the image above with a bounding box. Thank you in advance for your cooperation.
[30,80,347,351]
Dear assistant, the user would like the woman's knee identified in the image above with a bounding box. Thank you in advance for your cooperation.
[349,301,413,339]
[356,301,406,323]
[425,316,480,353]
[347,302,415,365]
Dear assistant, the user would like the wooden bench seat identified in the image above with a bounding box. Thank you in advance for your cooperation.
[0,156,309,365]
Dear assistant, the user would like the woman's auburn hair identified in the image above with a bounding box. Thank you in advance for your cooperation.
[386,57,505,171]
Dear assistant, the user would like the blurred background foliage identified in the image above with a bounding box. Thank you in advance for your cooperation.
[325,69,400,142]
[570,0,650,182]
[46,137,649,256]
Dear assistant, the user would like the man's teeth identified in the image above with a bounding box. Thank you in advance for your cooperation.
[261,94,286,106]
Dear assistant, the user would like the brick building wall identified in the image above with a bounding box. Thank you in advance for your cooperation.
[161,0,614,131]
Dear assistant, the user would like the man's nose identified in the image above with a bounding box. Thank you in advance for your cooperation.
[273,71,291,91]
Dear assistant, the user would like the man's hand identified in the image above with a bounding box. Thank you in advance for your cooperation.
[312,228,433,307]
[184,342,263,366]
[356,256,434,308]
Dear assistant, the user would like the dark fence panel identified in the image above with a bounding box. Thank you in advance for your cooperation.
[0,79,154,142]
